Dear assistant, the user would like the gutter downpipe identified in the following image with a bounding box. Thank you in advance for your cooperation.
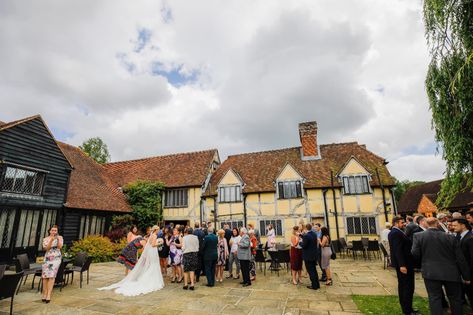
[376,168,389,222]
[243,193,248,227]
[330,171,340,240]
[322,189,330,233]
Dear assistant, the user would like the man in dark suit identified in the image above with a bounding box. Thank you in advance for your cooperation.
[452,218,473,305]
[412,217,471,315]
[193,222,205,282]
[388,216,418,315]
[301,223,320,290]
[405,216,417,239]
[201,226,218,287]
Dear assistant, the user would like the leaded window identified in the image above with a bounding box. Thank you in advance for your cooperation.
[277,180,302,199]
[341,175,370,195]
[346,216,377,235]
[259,219,283,236]
[218,185,242,203]
[220,220,244,229]
[1,165,45,196]
[164,189,188,208]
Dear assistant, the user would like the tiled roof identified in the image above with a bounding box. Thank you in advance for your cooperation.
[58,142,132,212]
[205,142,395,196]
[104,149,218,188]
[398,179,473,213]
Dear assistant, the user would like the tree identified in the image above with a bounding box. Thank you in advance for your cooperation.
[123,180,165,232]
[393,179,425,206]
[79,137,111,164]
[424,0,473,207]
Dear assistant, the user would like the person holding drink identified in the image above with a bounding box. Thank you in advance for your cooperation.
[41,225,63,303]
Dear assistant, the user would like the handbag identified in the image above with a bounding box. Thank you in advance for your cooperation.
[330,242,336,260]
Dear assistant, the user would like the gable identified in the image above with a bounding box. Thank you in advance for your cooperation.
[338,157,370,176]
[417,194,438,214]
[218,169,243,186]
[277,163,303,181]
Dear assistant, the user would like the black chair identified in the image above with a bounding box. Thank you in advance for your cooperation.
[254,250,269,275]
[367,240,380,260]
[278,249,290,271]
[267,250,281,276]
[331,240,341,256]
[65,254,92,288]
[379,243,391,269]
[38,260,68,292]
[351,240,366,260]
[15,254,41,294]
[0,271,23,315]
[338,237,349,256]
[0,264,6,279]
[361,237,369,249]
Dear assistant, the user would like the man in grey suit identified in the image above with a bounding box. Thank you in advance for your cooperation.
[237,227,252,287]
[411,217,471,315]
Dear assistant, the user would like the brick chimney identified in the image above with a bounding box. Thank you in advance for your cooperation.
[299,121,319,159]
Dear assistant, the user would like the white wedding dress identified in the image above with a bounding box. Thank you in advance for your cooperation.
[98,235,165,296]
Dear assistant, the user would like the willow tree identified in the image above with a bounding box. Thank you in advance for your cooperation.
[424,0,473,207]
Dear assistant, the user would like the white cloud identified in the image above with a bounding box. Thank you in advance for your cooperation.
[389,154,446,182]
[0,0,443,182]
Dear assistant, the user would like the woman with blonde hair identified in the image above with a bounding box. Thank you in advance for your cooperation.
[216,229,229,282]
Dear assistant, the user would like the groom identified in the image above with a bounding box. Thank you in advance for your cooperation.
[202,226,218,287]
[301,223,320,290]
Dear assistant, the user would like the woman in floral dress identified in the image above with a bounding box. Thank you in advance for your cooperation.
[41,225,63,303]
[168,228,183,282]
[216,229,229,282]
[117,235,147,274]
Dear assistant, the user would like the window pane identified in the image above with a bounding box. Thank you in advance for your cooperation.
[283,182,290,199]
[260,221,266,236]
[348,177,355,194]
[361,217,369,234]
[343,177,349,193]
[276,220,282,236]
[278,182,284,198]
[362,176,370,193]
[369,217,377,234]
[290,182,296,198]
[354,217,362,234]
[346,217,354,234]
[355,177,363,194]
[296,181,302,197]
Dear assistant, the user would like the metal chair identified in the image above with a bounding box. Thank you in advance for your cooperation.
[0,264,6,279]
[37,259,68,292]
[351,240,366,260]
[0,271,24,315]
[367,240,380,260]
[361,237,369,248]
[278,249,291,271]
[338,237,349,256]
[15,254,41,294]
[254,250,269,275]
[65,255,92,288]
[267,250,281,276]
[379,243,391,269]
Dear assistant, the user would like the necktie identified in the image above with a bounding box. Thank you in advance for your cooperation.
[455,233,461,241]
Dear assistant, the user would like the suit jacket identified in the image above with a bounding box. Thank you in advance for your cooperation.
[193,228,205,252]
[301,230,319,262]
[224,229,232,248]
[388,227,415,269]
[202,233,218,261]
[460,231,473,279]
[405,222,417,238]
[412,228,471,282]
[237,234,252,260]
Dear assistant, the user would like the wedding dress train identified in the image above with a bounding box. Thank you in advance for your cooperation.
[98,238,164,296]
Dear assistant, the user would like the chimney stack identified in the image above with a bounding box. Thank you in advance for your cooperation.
[299,121,319,160]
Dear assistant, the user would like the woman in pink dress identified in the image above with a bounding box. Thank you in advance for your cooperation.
[41,225,63,303]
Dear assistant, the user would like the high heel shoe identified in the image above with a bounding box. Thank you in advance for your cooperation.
[325,279,333,286]
[171,277,176,283]
[177,277,183,283]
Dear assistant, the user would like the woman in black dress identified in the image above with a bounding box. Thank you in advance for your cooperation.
[158,227,171,277]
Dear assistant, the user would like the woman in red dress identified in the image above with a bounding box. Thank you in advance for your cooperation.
[290,225,303,285]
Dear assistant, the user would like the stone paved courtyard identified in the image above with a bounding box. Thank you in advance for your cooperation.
[0,258,428,315]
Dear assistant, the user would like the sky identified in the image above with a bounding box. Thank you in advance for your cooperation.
[0,0,446,182]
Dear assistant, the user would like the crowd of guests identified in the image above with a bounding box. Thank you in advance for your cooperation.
[117,220,334,291]
[388,211,473,315]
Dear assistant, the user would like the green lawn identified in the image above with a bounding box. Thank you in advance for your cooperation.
[352,295,430,315]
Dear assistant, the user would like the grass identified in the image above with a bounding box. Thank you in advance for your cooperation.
[352,295,430,315]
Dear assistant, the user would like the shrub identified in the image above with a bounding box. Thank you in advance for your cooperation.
[105,228,127,243]
[70,235,124,263]
[111,214,135,230]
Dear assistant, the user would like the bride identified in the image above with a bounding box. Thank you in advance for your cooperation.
[99,225,164,296]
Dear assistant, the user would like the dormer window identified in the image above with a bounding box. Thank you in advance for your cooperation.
[341,175,370,195]
[277,180,302,199]
[0,165,46,196]
[218,185,242,203]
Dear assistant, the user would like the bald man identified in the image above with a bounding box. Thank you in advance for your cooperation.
[412,217,471,315]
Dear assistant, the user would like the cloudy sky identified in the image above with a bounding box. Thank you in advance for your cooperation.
[0,0,445,181]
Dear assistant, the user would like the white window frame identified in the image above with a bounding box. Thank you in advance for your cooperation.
[340,174,371,195]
